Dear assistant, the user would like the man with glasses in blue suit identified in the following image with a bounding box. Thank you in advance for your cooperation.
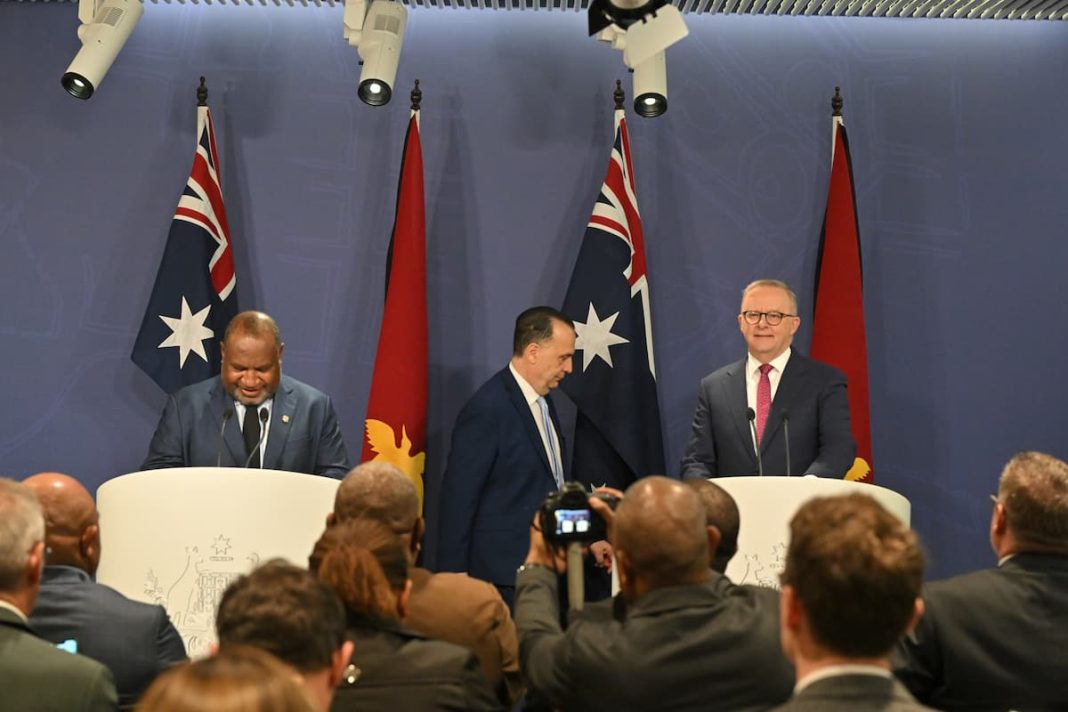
[681,279,855,479]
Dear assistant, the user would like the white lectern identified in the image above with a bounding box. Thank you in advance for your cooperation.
[712,476,910,588]
[95,467,338,657]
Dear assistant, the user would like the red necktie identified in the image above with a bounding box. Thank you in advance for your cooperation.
[756,363,772,445]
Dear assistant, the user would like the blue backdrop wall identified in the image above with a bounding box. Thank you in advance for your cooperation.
[3,4,1067,580]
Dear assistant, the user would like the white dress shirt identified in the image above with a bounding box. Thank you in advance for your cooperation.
[509,363,563,480]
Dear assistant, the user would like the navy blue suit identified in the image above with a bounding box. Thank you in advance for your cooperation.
[680,351,855,478]
[142,374,350,478]
[29,566,187,708]
[437,368,562,591]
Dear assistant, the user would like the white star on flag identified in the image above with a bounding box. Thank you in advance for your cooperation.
[574,303,629,372]
[157,297,214,368]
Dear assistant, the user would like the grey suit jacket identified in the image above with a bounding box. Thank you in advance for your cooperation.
[516,567,794,711]
[680,350,855,478]
[772,673,932,711]
[0,606,118,712]
[142,373,350,478]
[893,552,1068,711]
[29,566,187,708]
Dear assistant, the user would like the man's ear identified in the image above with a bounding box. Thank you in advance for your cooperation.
[781,584,803,631]
[706,525,722,567]
[325,512,336,528]
[80,522,101,575]
[277,342,285,364]
[904,597,926,635]
[27,541,45,586]
[329,640,355,687]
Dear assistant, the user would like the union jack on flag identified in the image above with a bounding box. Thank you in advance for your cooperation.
[132,102,238,394]
[560,106,665,489]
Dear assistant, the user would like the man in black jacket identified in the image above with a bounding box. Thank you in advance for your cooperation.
[516,476,794,711]
[25,472,186,708]
[893,451,1068,710]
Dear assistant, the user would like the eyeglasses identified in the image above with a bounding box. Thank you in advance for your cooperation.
[740,310,796,326]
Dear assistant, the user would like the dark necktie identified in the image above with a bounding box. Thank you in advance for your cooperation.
[243,406,261,469]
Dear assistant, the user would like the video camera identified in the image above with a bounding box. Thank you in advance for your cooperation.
[538,482,619,545]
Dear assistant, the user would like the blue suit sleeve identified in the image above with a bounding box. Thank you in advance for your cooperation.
[680,382,716,479]
[314,396,351,479]
[437,397,498,573]
[804,370,855,476]
[141,395,186,471]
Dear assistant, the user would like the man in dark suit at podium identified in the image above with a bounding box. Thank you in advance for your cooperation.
[437,306,575,607]
[142,311,350,478]
[775,493,930,711]
[893,451,1068,710]
[681,279,854,478]
[24,472,187,708]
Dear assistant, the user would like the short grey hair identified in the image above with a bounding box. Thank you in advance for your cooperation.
[0,479,45,592]
[741,279,798,315]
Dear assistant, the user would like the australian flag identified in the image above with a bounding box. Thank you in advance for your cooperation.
[132,104,237,394]
[560,108,665,490]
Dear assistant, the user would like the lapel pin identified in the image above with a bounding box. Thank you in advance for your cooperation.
[282,414,290,424]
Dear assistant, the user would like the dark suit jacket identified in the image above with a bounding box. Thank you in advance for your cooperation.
[892,552,1068,711]
[0,605,118,711]
[330,615,502,712]
[516,567,795,711]
[437,368,562,587]
[142,373,350,478]
[29,566,187,708]
[680,351,854,478]
[772,673,932,711]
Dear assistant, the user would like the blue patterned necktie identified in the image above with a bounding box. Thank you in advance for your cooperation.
[537,396,564,489]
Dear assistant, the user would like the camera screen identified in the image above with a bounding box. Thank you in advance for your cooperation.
[554,508,592,535]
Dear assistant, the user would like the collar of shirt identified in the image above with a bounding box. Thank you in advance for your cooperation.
[234,399,274,425]
[794,664,892,694]
[746,347,792,380]
[0,598,28,624]
[508,363,541,407]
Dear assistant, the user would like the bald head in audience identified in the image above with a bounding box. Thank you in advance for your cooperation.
[22,473,101,577]
[613,477,711,602]
[684,479,740,574]
[330,462,424,558]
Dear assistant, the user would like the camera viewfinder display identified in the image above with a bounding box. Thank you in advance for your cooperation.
[554,508,592,535]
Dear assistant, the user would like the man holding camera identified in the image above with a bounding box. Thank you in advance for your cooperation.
[515,476,794,711]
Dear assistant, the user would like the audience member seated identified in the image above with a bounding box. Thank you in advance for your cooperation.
[516,476,794,711]
[893,450,1068,710]
[774,493,931,711]
[24,471,187,708]
[330,462,521,705]
[311,519,502,711]
[0,478,118,711]
[215,560,352,711]
[136,645,317,712]
[683,478,740,575]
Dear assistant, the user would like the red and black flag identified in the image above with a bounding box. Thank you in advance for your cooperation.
[811,88,874,483]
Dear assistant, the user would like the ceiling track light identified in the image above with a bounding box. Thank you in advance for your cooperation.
[344,0,408,107]
[61,0,143,100]
[589,0,688,118]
